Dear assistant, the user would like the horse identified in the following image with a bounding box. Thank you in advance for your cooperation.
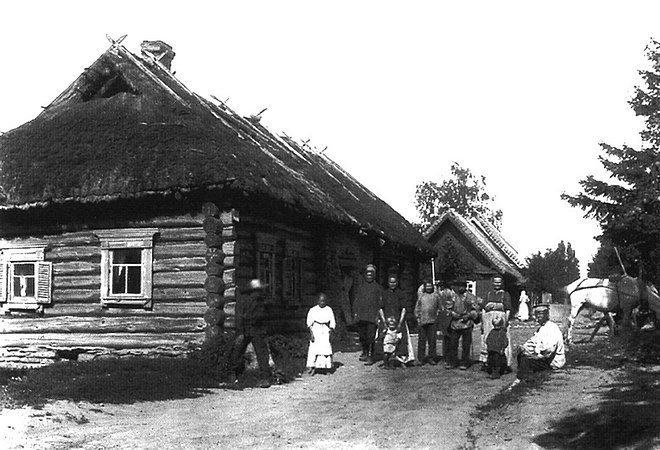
[564,275,660,344]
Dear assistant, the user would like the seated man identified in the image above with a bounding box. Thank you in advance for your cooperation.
[515,304,565,381]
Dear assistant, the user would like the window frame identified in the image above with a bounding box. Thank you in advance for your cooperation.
[0,243,52,312]
[95,228,158,309]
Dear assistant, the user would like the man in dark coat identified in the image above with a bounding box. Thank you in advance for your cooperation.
[353,264,383,365]
[227,278,271,382]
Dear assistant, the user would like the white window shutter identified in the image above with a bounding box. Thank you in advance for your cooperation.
[0,263,6,302]
[36,262,52,304]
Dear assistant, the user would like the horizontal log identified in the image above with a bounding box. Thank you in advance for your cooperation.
[153,257,205,273]
[222,241,238,256]
[206,293,224,309]
[157,228,205,242]
[0,316,205,334]
[205,248,225,264]
[223,287,236,300]
[203,216,222,235]
[222,226,236,239]
[205,261,223,277]
[204,233,223,248]
[204,276,225,294]
[52,275,100,289]
[153,242,206,259]
[152,287,207,301]
[153,270,206,287]
[128,215,203,228]
[0,333,204,349]
[53,261,100,276]
[49,232,98,247]
[222,268,236,285]
[47,246,100,261]
[52,288,100,303]
[223,255,237,267]
[41,302,206,317]
[203,308,225,326]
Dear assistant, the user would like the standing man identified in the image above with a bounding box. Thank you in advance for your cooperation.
[379,274,415,364]
[479,276,513,372]
[353,264,383,365]
[414,280,441,365]
[514,303,565,382]
[228,278,271,383]
[446,278,481,370]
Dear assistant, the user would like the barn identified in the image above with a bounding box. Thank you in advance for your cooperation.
[0,39,433,367]
[424,209,526,303]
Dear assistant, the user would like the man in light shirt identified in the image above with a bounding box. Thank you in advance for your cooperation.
[515,303,565,381]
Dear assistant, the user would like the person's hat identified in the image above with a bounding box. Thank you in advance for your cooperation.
[245,278,269,292]
[533,303,550,313]
[365,264,377,273]
[451,277,467,286]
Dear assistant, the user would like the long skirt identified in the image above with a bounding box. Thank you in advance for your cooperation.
[517,302,529,321]
[306,323,333,369]
[480,310,513,367]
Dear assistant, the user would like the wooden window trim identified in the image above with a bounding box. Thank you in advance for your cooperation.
[0,243,51,312]
[95,229,157,309]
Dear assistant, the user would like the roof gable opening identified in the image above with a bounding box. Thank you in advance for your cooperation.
[80,63,140,101]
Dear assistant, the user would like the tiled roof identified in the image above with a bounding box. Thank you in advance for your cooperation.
[424,210,525,281]
[0,42,432,254]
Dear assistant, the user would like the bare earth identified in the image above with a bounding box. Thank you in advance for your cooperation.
[2,323,660,450]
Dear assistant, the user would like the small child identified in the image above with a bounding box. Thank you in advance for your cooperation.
[486,316,508,379]
[382,316,403,369]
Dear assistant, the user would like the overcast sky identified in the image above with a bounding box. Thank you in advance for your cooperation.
[1,2,658,274]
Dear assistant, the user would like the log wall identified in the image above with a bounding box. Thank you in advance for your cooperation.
[0,213,207,367]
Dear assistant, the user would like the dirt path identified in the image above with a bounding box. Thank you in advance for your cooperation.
[3,324,660,449]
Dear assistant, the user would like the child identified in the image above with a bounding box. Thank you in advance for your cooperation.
[382,316,403,369]
[486,316,508,379]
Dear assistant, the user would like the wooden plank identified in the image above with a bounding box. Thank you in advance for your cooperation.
[153,242,206,259]
[0,316,205,334]
[157,228,205,242]
[0,332,204,349]
[153,271,206,287]
[153,257,205,273]
[42,302,206,317]
[152,287,207,301]
[48,232,98,247]
[53,261,100,276]
[52,275,100,289]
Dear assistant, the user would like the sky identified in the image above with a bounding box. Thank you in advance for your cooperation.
[1,2,658,275]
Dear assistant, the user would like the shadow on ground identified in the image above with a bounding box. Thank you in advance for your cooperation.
[534,329,660,449]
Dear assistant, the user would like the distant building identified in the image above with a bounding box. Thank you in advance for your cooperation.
[424,210,526,302]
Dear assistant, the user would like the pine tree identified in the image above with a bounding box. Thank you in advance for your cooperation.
[562,40,660,284]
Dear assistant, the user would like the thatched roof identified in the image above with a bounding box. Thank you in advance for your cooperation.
[424,210,526,282]
[0,41,431,253]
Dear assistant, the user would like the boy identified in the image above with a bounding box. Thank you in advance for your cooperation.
[486,316,508,379]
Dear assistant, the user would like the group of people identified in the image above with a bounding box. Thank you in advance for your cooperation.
[228,265,565,385]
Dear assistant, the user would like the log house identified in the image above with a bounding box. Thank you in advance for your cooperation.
[0,40,433,367]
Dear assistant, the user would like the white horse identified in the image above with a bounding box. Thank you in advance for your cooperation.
[564,275,660,344]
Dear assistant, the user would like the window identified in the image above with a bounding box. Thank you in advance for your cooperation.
[0,243,52,312]
[283,241,303,304]
[256,233,278,301]
[95,229,158,309]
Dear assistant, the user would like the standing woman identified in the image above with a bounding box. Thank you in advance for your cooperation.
[306,293,336,375]
[379,274,415,365]
[516,290,530,322]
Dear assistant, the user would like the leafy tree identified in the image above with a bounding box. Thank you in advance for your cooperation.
[525,241,580,302]
[587,238,636,278]
[415,162,503,230]
[562,40,660,284]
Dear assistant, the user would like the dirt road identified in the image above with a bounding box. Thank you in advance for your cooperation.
[3,323,660,449]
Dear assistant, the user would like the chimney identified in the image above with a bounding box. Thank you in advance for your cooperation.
[140,40,175,70]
